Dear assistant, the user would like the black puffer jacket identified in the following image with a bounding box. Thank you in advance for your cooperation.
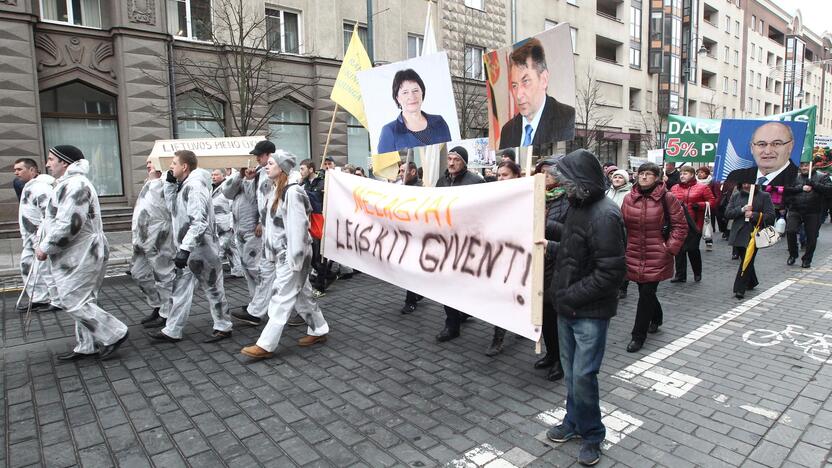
[435,168,484,187]
[548,150,627,320]
[544,193,569,292]
[783,171,832,214]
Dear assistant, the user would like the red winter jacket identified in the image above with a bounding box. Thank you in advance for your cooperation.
[671,179,716,231]
[621,183,689,283]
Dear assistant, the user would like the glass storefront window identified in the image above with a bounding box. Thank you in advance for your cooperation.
[269,99,310,159]
[176,92,225,139]
[347,115,370,169]
[40,82,123,196]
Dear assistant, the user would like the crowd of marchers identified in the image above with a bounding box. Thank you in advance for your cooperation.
[11,137,831,467]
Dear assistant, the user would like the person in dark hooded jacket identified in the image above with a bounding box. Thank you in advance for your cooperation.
[542,149,626,467]
[435,146,484,342]
[783,162,832,268]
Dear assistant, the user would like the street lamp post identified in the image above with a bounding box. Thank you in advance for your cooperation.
[682,38,709,116]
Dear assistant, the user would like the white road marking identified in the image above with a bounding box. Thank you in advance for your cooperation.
[740,404,780,420]
[614,279,795,398]
[535,403,643,450]
[446,444,510,468]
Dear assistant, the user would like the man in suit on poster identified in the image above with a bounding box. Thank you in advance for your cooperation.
[498,38,575,152]
[727,121,799,186]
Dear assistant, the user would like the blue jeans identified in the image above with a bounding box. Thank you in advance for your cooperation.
[557,315,609,444]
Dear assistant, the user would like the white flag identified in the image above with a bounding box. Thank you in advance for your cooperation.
[422,1,438,55]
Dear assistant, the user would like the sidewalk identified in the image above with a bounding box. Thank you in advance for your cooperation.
[2,226,832,467]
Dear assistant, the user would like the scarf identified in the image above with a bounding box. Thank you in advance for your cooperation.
[546,187,566,202]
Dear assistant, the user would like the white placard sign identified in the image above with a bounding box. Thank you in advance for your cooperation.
[322,171,543,341]
[148,136,266,170]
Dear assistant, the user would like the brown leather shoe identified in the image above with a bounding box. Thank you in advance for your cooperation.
[241,344,273,359]
[298,335,327,347]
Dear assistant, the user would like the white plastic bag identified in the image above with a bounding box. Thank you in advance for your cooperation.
[702,203,713,240]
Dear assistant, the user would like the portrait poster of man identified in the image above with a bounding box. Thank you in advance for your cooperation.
[357,52,461,154]
[714,119,807,187]
[484,23,576,153]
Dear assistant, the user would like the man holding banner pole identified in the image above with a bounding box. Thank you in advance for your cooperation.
[543,149,626,467]
[435,146,484,342]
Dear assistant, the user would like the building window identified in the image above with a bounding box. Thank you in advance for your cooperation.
[629,47,641,68]
[407,34,424,59]
[630,6,642,42]
[176,91,225,139]
[266,9,301,53]
[347,115,370,169]
[545,19,558,30]
[170,0,212,41]
[40,82,122,196]
[733,50,739,66]
[567,0,578,5]
[750,42,755,60]
[269,99,310,160]
[759,20,764,34]
[734,20,740,36]
[751,15,756,31]
[464,0,484,10]
[344,22,369,55]
[41,0,101,27]
[570,27,578,53]
[464,44,485,80]
[724,46,729,63]
[724,15,730,33]
[629,87,642,111]
[732,79,738,95]
[723,76,728,93]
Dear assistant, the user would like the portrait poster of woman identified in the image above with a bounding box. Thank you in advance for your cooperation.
[484,23,576,153]
[358,52,461,154]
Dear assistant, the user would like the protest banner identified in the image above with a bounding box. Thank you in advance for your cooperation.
[148,136,265,170]
[321,171,544,341]
[665,105,817,163]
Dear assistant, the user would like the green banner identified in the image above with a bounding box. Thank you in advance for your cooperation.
[664,105,817,163]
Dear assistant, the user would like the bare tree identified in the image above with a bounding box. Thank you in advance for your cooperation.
[158,0,308,137]
[634,110,667,151]
[447,7,489,139]
[702,90,719,119]
[575,67,614,152]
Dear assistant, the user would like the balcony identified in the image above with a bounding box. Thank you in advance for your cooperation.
[596,0,623,22]
[596,35,622,65]
[701,69,716,89]
[702,3,718,26]
[768,26,785,46]
[700,36,718,59]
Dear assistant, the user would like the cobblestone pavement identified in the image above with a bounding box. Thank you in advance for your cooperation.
[2,226,832,467]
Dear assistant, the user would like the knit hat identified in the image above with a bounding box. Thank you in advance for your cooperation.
[611,169,629,181]
[272,150,296,174]
[604,165,619,175]
[448,146,468,164]
[50,145,84,164]
[250,140,276,156]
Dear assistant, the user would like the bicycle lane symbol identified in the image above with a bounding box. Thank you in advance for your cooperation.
[742,324,832,363]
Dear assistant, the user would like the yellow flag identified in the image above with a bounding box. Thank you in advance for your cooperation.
[372,152,401,180]
[331,27,372,128]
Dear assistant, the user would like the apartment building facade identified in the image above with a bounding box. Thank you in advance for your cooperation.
[1,0,830,221]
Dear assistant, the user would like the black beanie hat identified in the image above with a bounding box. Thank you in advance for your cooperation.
[449,146,468,164]
[50,145,85,164]
[250,140,276,156]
